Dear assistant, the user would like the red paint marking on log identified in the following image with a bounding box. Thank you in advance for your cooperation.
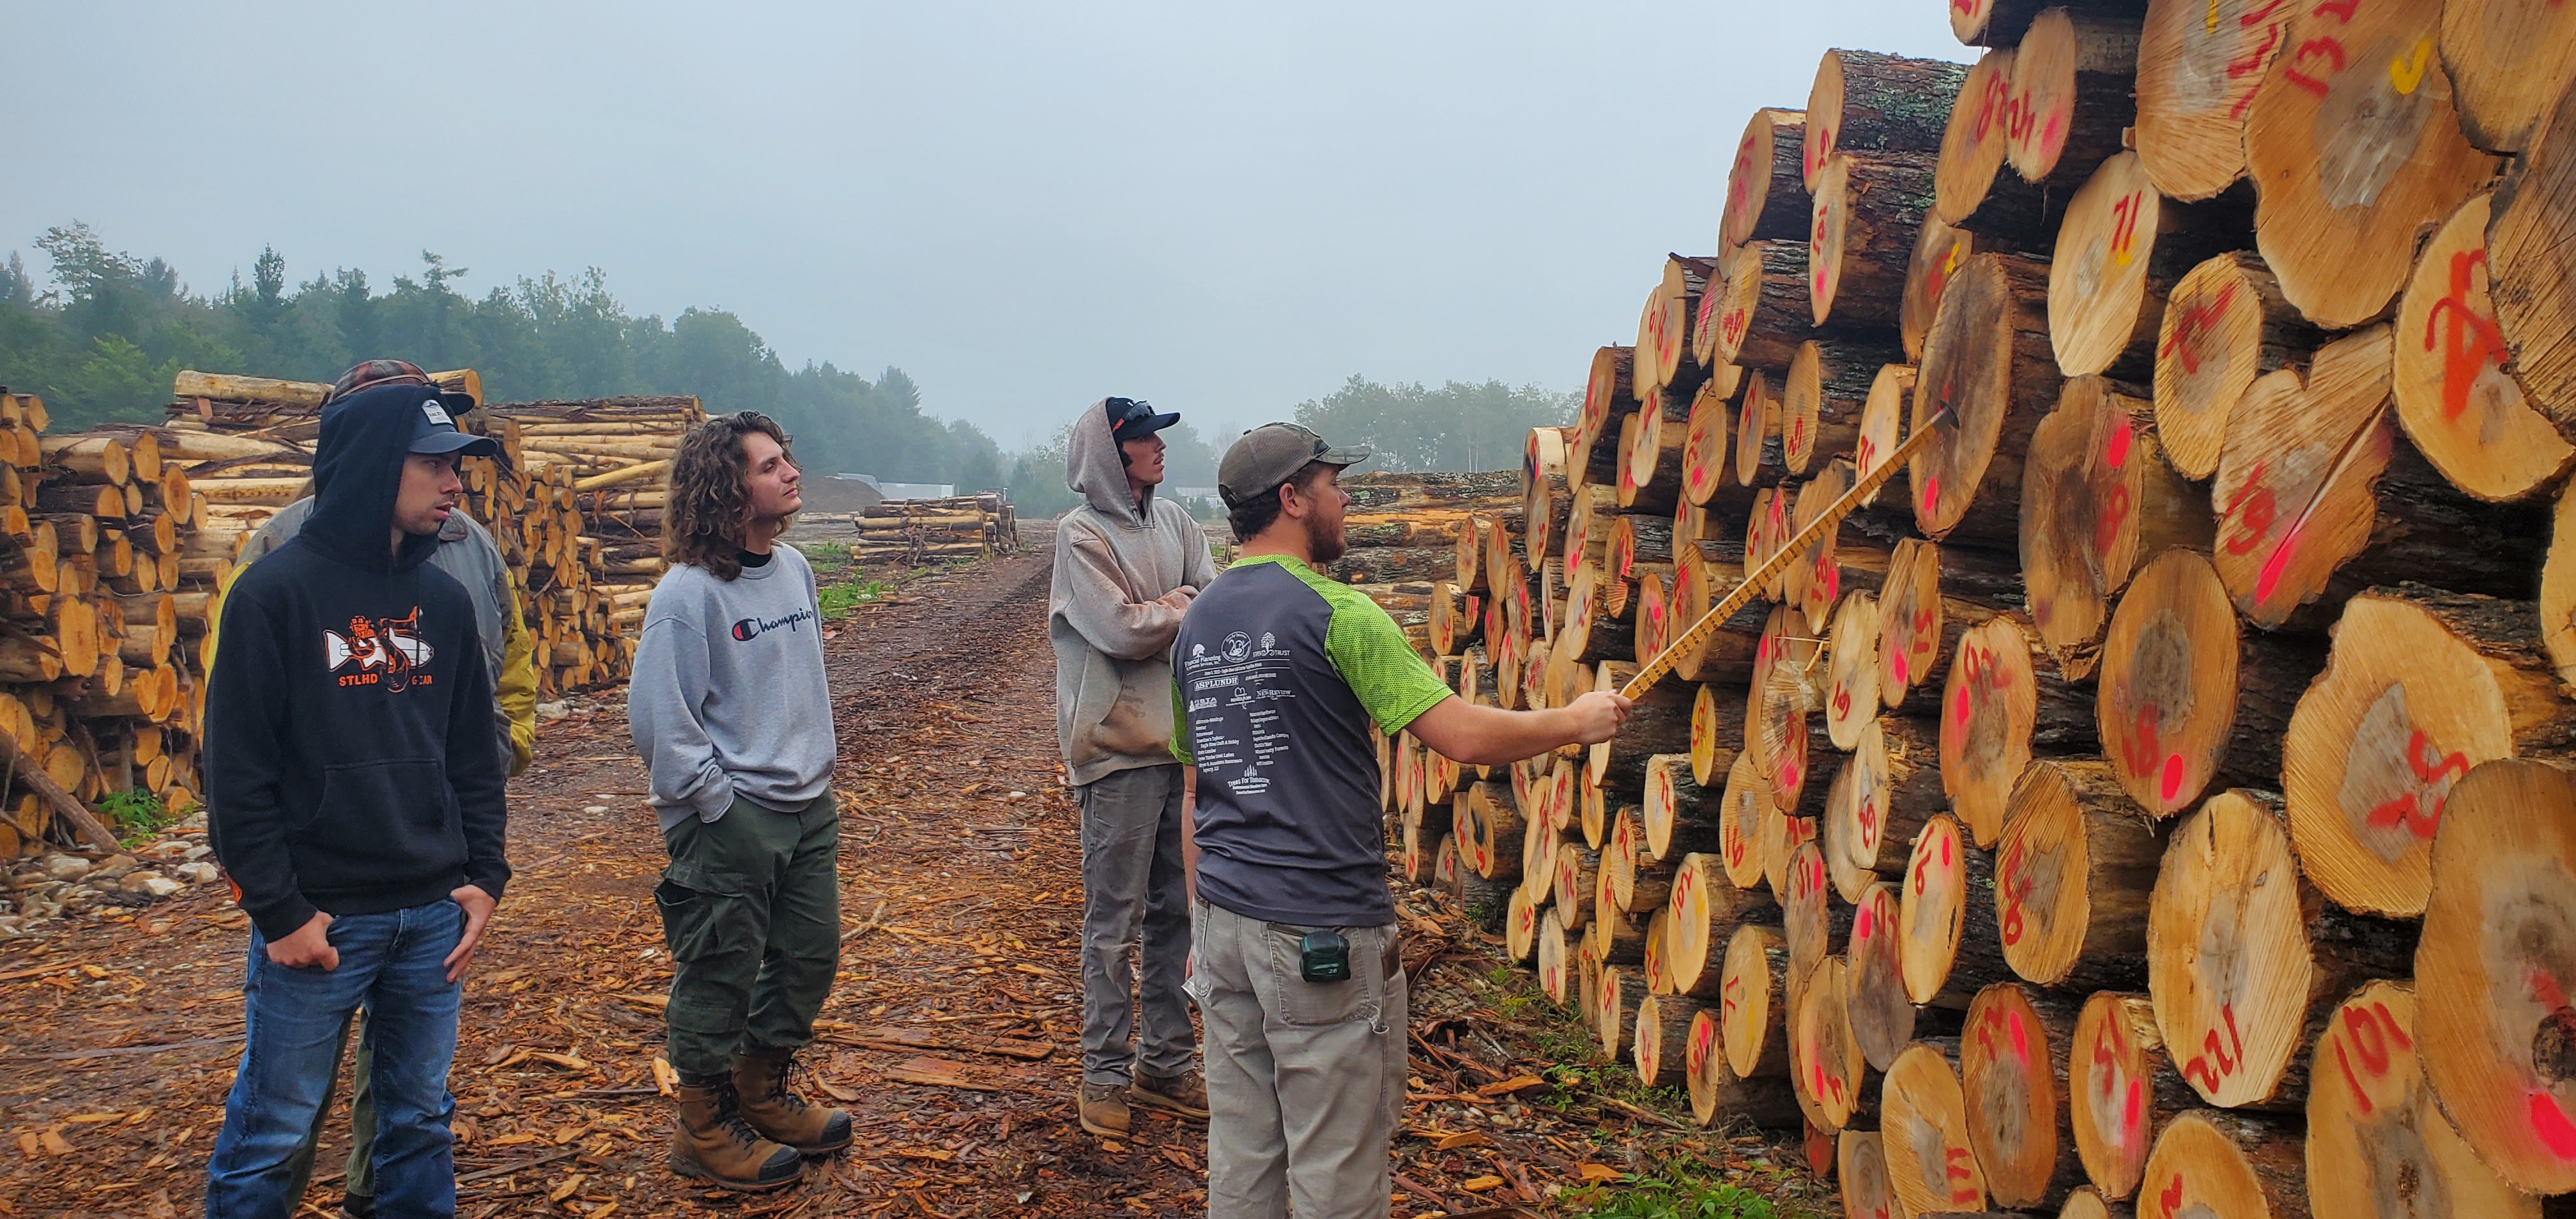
[2159,751,2188,804]
[2532,1090,2576,1160]
[2283,34,2347,96]
[2159,1172,2186,1218]
[1921,474,1940,519]
[2159,280,2237,377]
[2426,249,2511,425]
[2110,191,2145,266]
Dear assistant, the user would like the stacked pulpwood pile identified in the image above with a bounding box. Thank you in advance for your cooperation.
[1383,3,2576,1215]
[167,372,705,699]
[850,494,1022,565]
[0,384,211,856]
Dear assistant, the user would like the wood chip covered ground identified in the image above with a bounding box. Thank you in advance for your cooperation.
[0,525,1823,1218]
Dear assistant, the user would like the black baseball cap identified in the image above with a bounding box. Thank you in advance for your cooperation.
[1218,422,1370,509]
[1105,396,1180,443]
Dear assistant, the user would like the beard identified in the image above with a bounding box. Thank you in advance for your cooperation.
[1307,517,1347,567]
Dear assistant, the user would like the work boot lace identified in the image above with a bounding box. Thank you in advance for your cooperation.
[709,1081,769,1149]
[767,1056,816,1116]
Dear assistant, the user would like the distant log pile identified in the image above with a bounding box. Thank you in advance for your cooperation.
[848,494,1021,566]
[1375,10,2576,1216]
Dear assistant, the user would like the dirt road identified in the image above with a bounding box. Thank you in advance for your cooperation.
[0,525,1824,1219]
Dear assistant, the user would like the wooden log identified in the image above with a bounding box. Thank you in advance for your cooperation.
[1690,680,1745,788]
[1838,1130,1899,1219]
[1666,851,1771,1001]
[1825,716,1951,901]
[1736,370,1778,489]
[1593,964,1648,1062]
[1689,1004,1806,1128]
[1912,252,2058,544]
[1522,427,1572,572]
[2391,192,2574,502]
[1942,615,2046,847]
[1847,880,1915,1073]
[2022,379,2214,680]
[2208,325,2395,628]
[2132,0,2300,201]
[2242,0,2502,328]
[1618,388,1689,515]
[1536,906,1572,1006]
[1577,346,1639,472]
[1998,760,2164,993]
[2046,153,2171,382]
[1552,843,1600,935]
[1902,814,2009,1008]
[2414,758,2576,1195]
[1711,241,1811,374]
[1961,983,2083,1210]
[1786,334,1902,476]
[2441,0,2576,154]
[2071,992,2188,1202]
[1668,540,1767,684]
[2140,1110,2308,1219]
[0,728,119,853]
[1752,606,1828,816]
[1643,752,1721,863]
[2307,979,2541,1219]
[1722,109,1813,254]
[2149,790,2319,1110]
[2285,586,2572,918]
[1793,956,1871,1130]
[1503,884,1542,965]
[1904,214,1978,364]
[1459,780,1524,882]
[1935,49,2025,236]
[1877,538,1945,709]
[1807,47,1973,181]
[2003,8,2141,187]
[1724,921,1795,1080]
[1826,591,1882,751]
[1809,150,1941,328]
[1783,841,1853,1012]
[1634,990,1706,1086]
[2095,549,2241,820]
[1882,1041,1992,1216]
[1586,873,1648,969]
[1718,750,1777,893]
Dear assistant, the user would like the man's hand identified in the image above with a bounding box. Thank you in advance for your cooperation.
[444,884,498,983]
[266,912,337,970]
[1561,691,1634,747]
[1157,586,1198,613]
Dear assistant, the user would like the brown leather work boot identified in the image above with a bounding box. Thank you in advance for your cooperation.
[1078,1082,1131,1137]
[669,1079,804,1192]
[732,1046,854,1154]
[1131,1069,1210,1120]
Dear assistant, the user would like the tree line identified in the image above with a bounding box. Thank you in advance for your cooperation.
[0,224,1576,518]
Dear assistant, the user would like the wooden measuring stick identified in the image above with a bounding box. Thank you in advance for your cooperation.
[1623,410,1954,698]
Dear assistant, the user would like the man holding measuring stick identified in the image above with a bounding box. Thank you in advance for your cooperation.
[1171,423,1631,1218]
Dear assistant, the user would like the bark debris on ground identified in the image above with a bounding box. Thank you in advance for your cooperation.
[0,523,1824,1218]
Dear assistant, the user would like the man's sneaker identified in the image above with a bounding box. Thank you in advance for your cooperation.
[668,1079,804,1192]
[1131,1069,1211,1120]
[1078,1082,1131,1137]
[732,1047,854,1154]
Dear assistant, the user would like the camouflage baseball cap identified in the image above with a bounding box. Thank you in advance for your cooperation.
[1217,422,1370,509]
[323,359,475,411]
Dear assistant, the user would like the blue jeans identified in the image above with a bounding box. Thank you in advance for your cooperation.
[204,899,464,1219]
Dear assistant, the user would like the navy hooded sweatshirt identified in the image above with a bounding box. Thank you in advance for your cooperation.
[206,384,511,941]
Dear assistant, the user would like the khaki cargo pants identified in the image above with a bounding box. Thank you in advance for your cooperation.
[1187,899,1406,1219]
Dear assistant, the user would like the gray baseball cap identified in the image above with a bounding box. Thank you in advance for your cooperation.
[1218,422,1370,509]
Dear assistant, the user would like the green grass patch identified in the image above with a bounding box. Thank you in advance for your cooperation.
[1562,1177,1783,1219]
[99,788,178,846]
[818,578,896,617]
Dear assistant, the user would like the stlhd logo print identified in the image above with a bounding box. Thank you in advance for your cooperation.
[1223,632,1253,663]
[324,608,434,692]
[731,608,818,641]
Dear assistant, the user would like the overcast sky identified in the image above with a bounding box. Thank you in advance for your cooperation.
[6,3,1970,449]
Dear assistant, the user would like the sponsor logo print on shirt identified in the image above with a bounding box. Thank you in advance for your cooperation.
[324,608,435,691]
[732,608,818,641]
[1223,632,1253,663]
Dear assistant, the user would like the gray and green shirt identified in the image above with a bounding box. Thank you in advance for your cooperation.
[1171,554,1452,927]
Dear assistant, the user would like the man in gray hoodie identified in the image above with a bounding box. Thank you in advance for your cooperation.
[1050,397,1218,1138]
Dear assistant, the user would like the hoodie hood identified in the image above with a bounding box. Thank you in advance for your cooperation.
[300,383,447,574]
[1066,399,1155,525]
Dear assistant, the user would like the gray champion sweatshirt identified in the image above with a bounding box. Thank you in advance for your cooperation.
[627,546,836,831]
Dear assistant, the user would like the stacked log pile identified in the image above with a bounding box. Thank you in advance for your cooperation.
[1380,8,2576,1216]
[0,387,211,855]
[167,374,706,700]
[850,494,1021,565]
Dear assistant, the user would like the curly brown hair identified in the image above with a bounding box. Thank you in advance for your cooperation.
[662,411,796,581]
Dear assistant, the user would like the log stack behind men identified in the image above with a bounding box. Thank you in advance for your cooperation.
[1174,422,1631,1219]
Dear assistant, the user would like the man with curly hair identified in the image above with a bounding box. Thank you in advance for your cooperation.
[627,411,846,1192]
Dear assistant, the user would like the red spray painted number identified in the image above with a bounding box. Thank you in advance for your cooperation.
[1944,1146,1979,1204]
[2220,463,2277,555]
[2109,192,2145,266]
[1998,840,2034,946]
[2365,729,2471,840]
[2328,999,2414,1114]
[2181,1002,2244,1093]
[2159,280,2237,377]
[2159,1172,2188,1219]
[2425,249,2512,424]
[2283,34,2348,96]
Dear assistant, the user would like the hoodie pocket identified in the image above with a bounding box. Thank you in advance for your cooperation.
[298,758,463,885]
[1072,651,1172,763]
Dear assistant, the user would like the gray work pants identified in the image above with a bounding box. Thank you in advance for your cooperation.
[1188,899,1406,1219]
[1077,763,1196,1087]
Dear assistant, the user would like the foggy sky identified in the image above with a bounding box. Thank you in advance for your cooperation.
[5,3,1971,449]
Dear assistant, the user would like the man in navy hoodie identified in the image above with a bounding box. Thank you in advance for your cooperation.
[202,382,512,1219]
